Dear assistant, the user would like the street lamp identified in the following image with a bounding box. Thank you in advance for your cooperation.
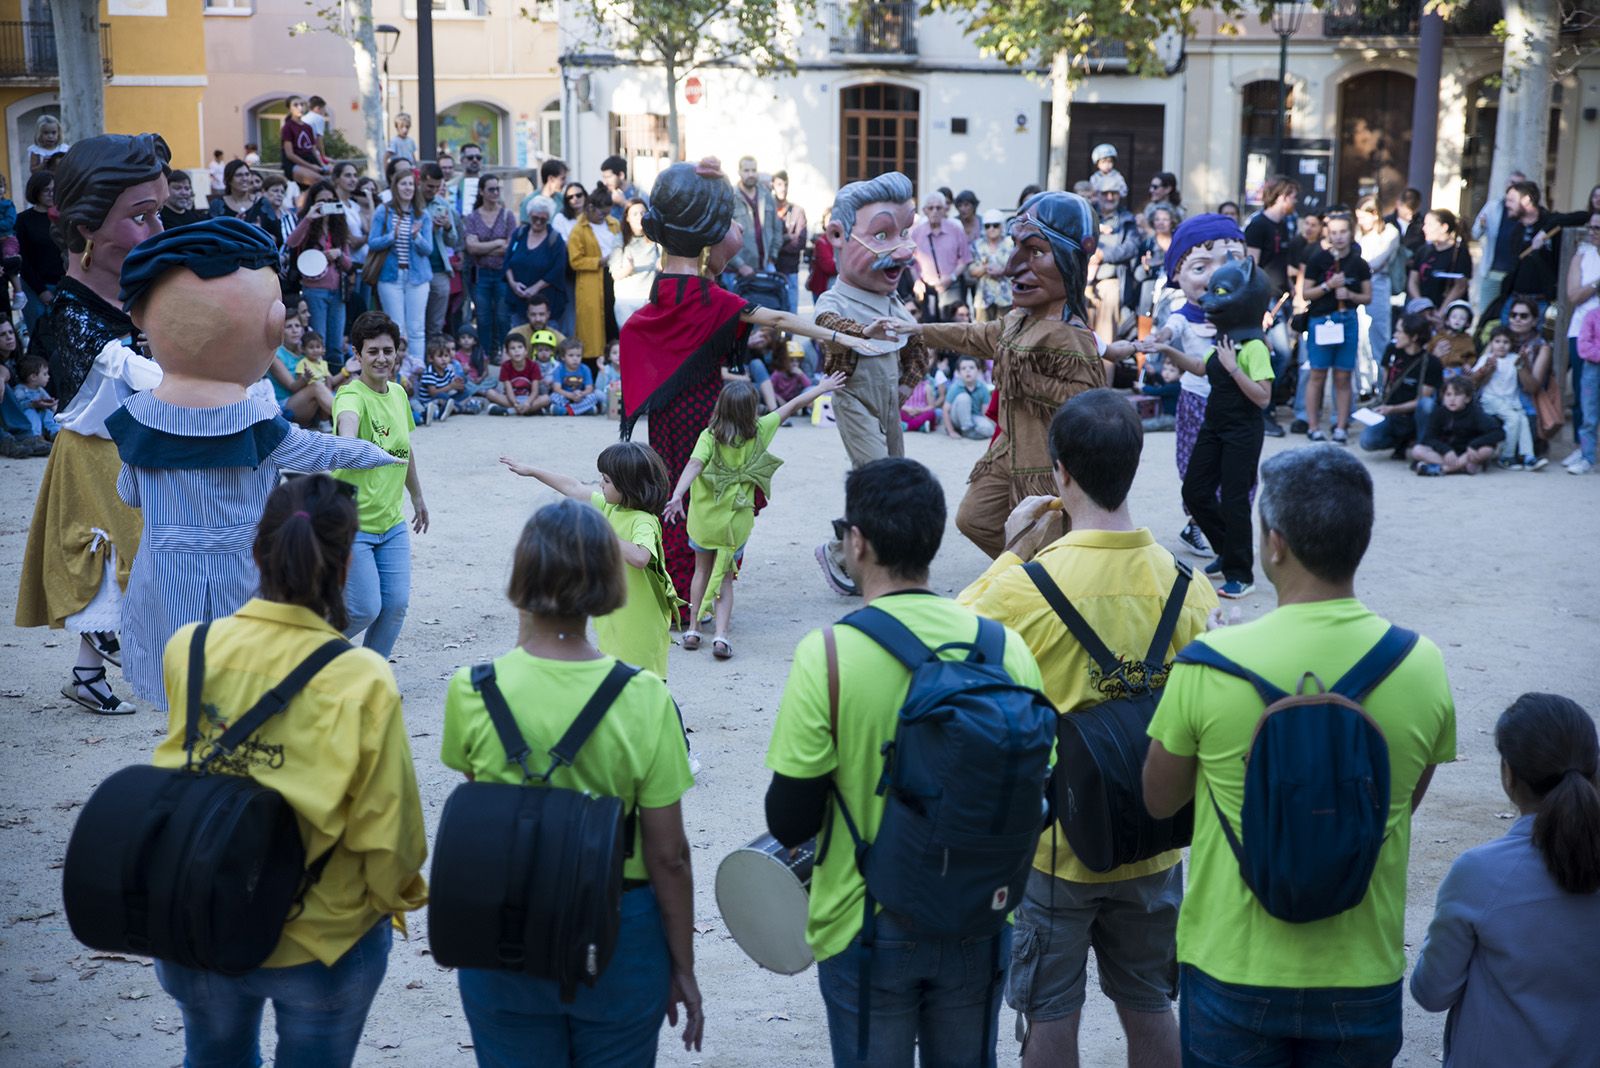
[376,22,401,137]
[1269,2,1306,177]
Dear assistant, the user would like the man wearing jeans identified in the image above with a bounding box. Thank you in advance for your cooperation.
[766,458,1043,1067]
[420,163,463,340]
[959,392,1217,1068]
[1143,446,1455,1068]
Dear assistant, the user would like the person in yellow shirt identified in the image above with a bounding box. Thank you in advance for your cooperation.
[441,498,703,1062]
[959,390,1218,1068]
[151,474,428,1068]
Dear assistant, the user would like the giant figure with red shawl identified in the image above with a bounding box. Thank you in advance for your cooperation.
[619,159,882,618]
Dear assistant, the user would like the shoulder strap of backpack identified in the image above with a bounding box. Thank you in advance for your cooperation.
[823,627,840,743]
[183,621,212,770]
[838,606,935,671]
[546,662,641,777]
[1173,642,1290,705]
[970,616,1006,666]
[1330,626,1418,703]
[198,637,353,770]
[472,663,535,781]
[1142,560,1195,669]
[1022,561,1120,677]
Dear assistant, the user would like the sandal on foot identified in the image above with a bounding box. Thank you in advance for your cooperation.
[712,637,733,660]
[86,631,121,667]
[681,630,703,651]
[62,667,136,715]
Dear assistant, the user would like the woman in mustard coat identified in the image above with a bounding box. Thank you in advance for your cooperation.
[568,184,622,358]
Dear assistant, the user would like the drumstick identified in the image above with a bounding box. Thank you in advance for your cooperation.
[1518,227,1561,259]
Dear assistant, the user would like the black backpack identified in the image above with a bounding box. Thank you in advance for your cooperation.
[428,661,639,1000]
[62,622,349,975]
[735,269,789,313]
[1023,559,1195,873]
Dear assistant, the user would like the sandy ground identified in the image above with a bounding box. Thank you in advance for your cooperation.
[0,410,1597,1068]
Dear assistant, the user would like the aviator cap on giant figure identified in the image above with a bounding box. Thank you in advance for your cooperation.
[1013,190,1096,322]
[118,217,287,392]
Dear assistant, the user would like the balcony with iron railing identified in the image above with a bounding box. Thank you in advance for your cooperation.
[828,0,917,57]
[1322,0,1506,39]
[0,21,113,82]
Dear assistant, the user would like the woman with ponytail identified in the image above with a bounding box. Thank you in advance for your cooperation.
[149,474,428,1067]
[1411,693,1600,1067]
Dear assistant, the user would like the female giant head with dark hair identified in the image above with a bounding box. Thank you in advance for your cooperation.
[641,159,738,262]
[1009,190,1096,323]
[33,132,171,406]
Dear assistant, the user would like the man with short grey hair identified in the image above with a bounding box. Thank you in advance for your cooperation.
[911,189,971,322]
[1143,445,1455,1068]
[810,171,929,595]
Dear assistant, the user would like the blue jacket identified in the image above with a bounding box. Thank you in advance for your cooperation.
[368,204,435,286]
[1411,815,1600,1067]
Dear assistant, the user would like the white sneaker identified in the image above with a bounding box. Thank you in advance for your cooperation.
[438,399,455,423]
[1569,459,1593,475]
[1562,451,1584,468]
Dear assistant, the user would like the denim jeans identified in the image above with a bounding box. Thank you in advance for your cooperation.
[474,275,510,359]
[0,386,32,435]
[1579,359,1600,464]
[1305,309,1360,371]
[1358,394,1434,452]
[344,521,411,657]
[1179,965,1402,1068]
[1358,273,1393,395]
[458,886,670,1068]
[302,287,347,357]
[817,912,1010,1068]
[377,280,429,366]
[784,271,800,312]
[154,918,391,1068]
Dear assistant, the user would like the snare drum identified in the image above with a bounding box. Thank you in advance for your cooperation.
[714,833,816,975]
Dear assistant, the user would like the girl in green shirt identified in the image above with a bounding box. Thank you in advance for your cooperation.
[664,372,845,659]
[499,442,681,678]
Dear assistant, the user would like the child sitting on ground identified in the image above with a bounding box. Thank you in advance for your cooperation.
[900,371,943,433]
[664,372,847,660]
[594,340,622,417]
[486,333,551,416]
[1432,299,1479,379]
[454,326,484,380]
[1410,376,1505,476]
[768,348,813,409]
[530,329,561,382]
[10,356,59,440]
[1471,326,1539,471]
[549,338,600,415]
[1136,358,1182,432]
[418,336,478,421]
[499,442,682,678]
[943,355,995,439]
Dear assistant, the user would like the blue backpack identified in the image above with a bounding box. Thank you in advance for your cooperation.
[823,606,1056,1058]
[1175,626,1416,923]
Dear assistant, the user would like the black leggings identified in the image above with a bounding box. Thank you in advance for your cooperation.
[1182,416,1265,585]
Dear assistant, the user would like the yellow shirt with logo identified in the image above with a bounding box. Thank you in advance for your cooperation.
[959,529,1218,884]
[154,599,429,968]
[766,592,1044,962]
[440,649,695,882]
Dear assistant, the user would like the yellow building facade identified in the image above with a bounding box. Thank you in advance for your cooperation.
[1,0,207,198]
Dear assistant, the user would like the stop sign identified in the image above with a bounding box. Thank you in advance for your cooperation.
[684,76,704,105]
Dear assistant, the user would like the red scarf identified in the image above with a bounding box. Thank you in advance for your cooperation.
[618,274,749,437]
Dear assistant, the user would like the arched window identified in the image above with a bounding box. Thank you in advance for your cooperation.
[250,97,294,165]
[1241,79,1294,142]
[840,83,919,188]
[1337,71,1415,208]
[438,101,508,164]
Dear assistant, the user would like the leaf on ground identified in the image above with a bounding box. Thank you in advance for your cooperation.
[54,799,84,810]
[1495,811,1516,819]
[765,1012,790,1022]
[405,980,423,989]
[152,1018,182,1034]
[419,618,442,625]
[7,909,57,926]
[693,921,716,933]
[29,973,56,983]
[90,953,152,967]
[119,989,151,1000]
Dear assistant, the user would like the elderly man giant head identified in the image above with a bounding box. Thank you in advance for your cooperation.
[826,171,916,297]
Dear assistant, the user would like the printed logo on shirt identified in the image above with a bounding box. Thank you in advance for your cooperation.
[1088,656,1172,701]
[195,703,287,771]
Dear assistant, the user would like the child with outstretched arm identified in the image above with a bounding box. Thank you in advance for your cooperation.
[663,372,847,659]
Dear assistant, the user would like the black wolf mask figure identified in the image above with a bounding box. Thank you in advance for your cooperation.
[1199,252,1271,344]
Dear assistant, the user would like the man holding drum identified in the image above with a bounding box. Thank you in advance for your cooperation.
[764,458,1044,1067]
[959,391,1217,1068]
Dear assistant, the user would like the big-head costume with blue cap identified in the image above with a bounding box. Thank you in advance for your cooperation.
[103,217,402,708]
[915,190,1110,558]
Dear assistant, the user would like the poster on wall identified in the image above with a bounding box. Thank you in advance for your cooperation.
[108,0,166,14]
[438,103,502,165]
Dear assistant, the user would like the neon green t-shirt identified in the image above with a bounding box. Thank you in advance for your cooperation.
[1146,599,1456,988]
[766,592,1044,962]
[686,410,783,552]
[331,378,411,534]
[440,649,694,882]
[590,491,677,679]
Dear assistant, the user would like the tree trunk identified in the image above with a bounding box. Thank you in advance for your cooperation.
[346,0,384,177]
[1488,0,1557,202]
[1476,0,1558,306]
[49,0,104,142]
[664,55,681,164]
[1048,50,1072,191]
